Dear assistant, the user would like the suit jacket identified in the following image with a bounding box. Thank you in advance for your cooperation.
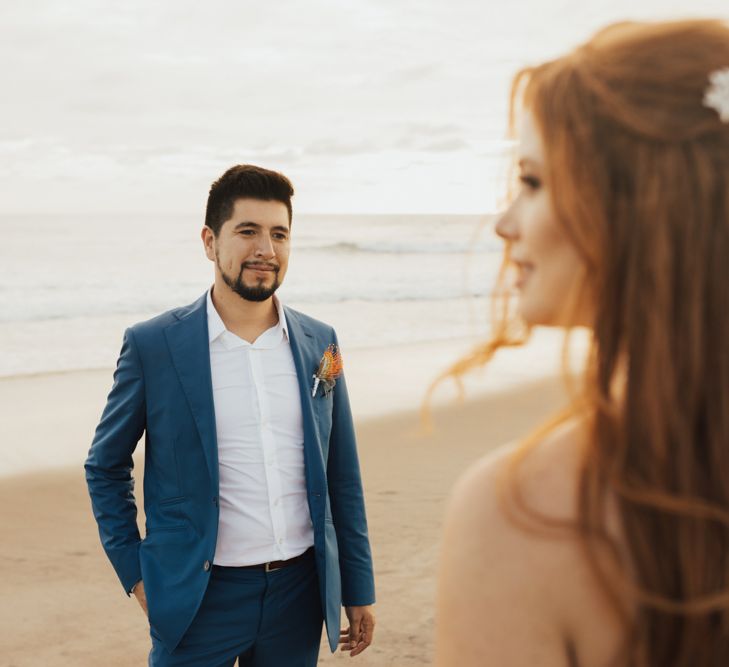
[84,292,375,653]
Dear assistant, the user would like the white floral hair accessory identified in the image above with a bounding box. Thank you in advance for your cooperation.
[703,67,729,123]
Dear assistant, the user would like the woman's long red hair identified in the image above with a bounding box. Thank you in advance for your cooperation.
[444,19,729,666]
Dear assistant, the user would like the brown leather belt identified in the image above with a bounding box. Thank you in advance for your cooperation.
[215,547,314,573]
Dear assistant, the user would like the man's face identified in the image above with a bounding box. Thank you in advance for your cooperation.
[203,198,291,302]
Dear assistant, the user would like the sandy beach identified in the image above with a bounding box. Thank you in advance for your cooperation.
[1,368,565,666]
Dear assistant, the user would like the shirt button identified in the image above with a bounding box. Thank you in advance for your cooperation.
[203,560,211,571]
[278,538,283,545]
[274,498,280,506]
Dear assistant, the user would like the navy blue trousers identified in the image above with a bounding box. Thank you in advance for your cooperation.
[149,550,324,667]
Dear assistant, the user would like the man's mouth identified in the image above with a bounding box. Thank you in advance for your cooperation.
[244,263,278,272]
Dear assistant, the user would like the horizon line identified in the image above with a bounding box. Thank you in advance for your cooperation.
[0,210,500,218]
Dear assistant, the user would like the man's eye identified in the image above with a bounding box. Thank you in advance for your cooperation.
[519,175,541,190]
[273,234,288,240]
[240,229,255,235]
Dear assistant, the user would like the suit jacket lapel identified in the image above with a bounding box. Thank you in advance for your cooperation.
[164,293,219,488]
[285,307,326,477]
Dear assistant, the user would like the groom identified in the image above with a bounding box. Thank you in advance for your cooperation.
[85,164,376,666]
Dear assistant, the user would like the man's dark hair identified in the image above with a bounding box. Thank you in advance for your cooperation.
[205,164,294,235]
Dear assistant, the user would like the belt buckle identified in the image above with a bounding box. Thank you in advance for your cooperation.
[264,561,279,573]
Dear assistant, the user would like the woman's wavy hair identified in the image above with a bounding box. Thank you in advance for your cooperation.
[440,19,729,666]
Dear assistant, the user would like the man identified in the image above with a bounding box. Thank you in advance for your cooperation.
[85,165,376,666]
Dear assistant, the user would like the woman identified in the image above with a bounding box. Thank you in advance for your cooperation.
[435,20,729,667]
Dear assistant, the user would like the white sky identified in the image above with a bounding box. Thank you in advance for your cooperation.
[1,1,727,215]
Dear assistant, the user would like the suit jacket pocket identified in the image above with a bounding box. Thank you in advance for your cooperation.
[145,497,189,533]
[142,523,193,546]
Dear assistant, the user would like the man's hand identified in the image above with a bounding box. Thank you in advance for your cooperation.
[132,580,148,616]
[339,605,375,657]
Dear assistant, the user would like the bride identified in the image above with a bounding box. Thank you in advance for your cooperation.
[435,19,729,667]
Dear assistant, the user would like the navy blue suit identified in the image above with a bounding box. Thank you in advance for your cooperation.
[85,293,375,656]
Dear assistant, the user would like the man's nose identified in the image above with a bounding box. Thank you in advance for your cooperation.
[255,235,275,257]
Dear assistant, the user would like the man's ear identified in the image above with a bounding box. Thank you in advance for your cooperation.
[201,226,216,261]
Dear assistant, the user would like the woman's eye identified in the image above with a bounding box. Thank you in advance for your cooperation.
[519,175,541,190]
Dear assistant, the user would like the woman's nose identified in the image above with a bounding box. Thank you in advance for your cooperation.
[494,208,518,241]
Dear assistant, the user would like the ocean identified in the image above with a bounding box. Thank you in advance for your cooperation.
[1,213,504,377]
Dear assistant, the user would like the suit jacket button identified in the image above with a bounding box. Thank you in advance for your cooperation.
[203,560,211,571]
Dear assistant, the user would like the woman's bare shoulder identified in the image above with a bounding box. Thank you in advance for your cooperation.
[435,419,623,666]
[447,418,585,539]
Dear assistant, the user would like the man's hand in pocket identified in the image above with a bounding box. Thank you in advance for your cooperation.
[132,580,148,615]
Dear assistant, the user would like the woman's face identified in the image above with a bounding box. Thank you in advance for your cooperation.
[495,111,592,328]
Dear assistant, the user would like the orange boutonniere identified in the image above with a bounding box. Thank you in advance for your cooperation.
[312,344,343,397]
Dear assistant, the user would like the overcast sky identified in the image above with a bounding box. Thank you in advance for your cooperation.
[2,1,727,215]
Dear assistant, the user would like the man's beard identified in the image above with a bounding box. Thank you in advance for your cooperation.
[217,258,281,303]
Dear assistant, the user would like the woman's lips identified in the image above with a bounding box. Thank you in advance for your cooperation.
[512,260,534,289]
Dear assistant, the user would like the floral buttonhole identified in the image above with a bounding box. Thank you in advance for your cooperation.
[311,344,343,398]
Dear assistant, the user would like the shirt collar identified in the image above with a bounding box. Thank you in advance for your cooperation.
[274,294,289,340]
[206,289,226,343]
[206,287,289,345]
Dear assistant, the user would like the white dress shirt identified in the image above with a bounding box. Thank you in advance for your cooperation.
[207,289,314,566]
